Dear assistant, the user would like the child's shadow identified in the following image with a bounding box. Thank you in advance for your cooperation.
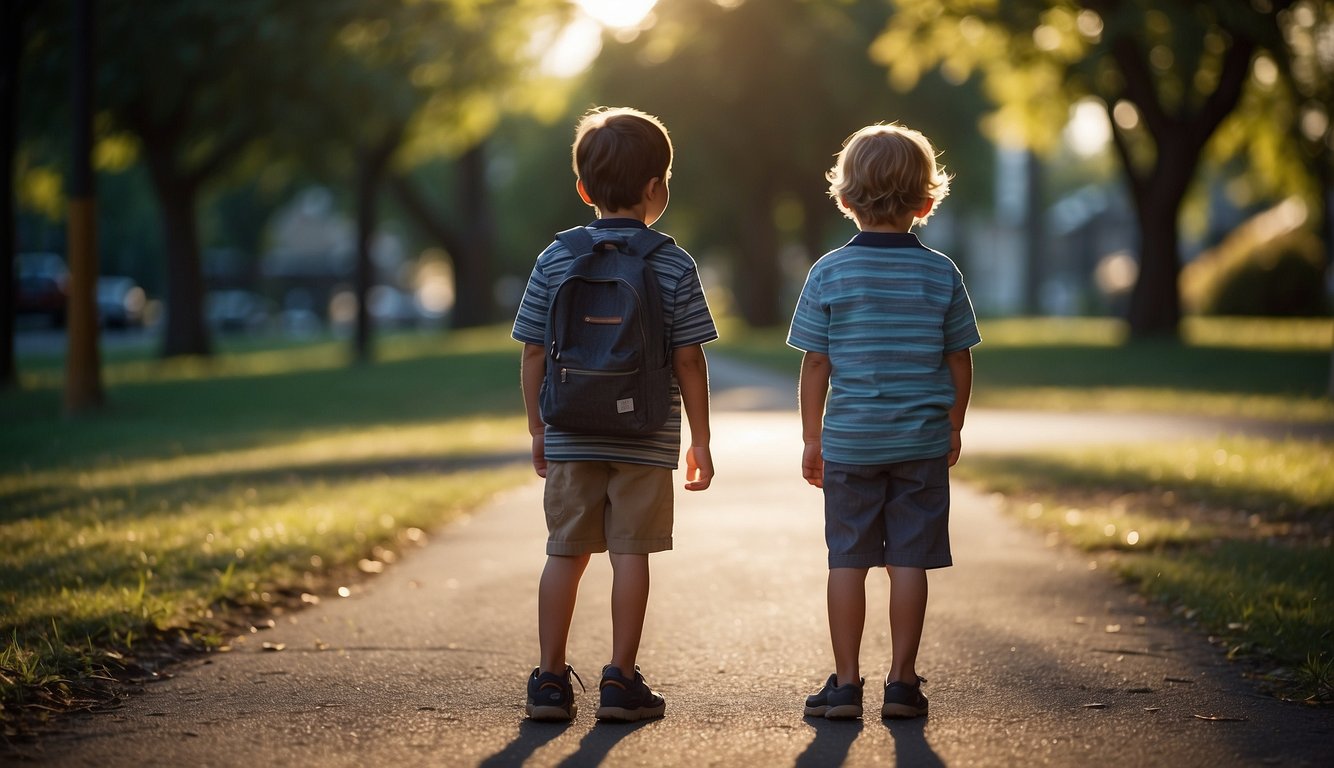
[478,720,566,768]
[795,718,862,768]
[478,719,652,768]
[883,717,945,768]
[556,720,653,767]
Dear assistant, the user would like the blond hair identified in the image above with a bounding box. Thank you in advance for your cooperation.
[827,123,950,227]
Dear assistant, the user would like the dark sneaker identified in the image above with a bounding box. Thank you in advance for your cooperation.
[595,664,665,722]
[804,673,864,719]
[882,675,928,719]
[526,665,584,721]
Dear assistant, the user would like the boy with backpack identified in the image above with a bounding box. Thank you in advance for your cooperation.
[511,106,717,723]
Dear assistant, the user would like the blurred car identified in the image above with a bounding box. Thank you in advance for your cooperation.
[206,289,271,334]
[16,252,69,326]
[96,276,147,328]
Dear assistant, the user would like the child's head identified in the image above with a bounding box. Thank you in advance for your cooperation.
[827,123,950,229]
[572,106,673,215]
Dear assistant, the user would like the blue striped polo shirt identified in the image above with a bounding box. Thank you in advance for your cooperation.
[512,219,718,469]
[787,231,981,465]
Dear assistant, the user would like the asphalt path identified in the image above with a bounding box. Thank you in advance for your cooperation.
[26,357,1333,767]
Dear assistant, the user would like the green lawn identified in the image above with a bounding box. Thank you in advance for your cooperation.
[1,328,533,724]
[718,316,1334,702]
[716,316,1334,421]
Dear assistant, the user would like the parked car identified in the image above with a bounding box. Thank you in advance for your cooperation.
[206,290,271,334]
[16,252,69,326]
[96,276,147,328]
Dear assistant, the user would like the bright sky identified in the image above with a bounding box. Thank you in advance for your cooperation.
[576,0,658,29]
[539,0,659,78]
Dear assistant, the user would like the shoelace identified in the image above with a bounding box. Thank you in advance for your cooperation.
[565,665,587,694]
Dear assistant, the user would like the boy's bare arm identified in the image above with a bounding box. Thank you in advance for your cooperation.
[671,344,713,491]
[521,343,548,477]
[945,348,973,467]
[798,351,831,488]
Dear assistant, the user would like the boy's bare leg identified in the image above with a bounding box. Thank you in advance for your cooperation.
[828,567,870,686]
[538,553,591,673]
[608,552,650,674]
[886,565,928,684]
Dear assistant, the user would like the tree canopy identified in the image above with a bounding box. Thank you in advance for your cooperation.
[876,0,1322,336]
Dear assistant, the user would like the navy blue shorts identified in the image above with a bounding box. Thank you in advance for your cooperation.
[822,456,953,569]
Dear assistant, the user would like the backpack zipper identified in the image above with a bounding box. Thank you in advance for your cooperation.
[560,367,640,383]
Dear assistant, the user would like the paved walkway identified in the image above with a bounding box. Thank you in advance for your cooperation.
[27,358,1332,766]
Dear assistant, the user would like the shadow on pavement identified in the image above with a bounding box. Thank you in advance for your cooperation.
[555,720,654,767]
[477,719,570,767]
[477,718,654,768]
[883,717,945,767]
[795,717,862,767]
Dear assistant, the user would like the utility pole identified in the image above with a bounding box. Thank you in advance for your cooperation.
[65,0,103,414]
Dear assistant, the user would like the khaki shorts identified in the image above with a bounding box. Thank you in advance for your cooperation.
[544,461,674,555]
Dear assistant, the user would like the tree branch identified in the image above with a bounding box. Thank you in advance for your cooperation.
[387,173,466,258]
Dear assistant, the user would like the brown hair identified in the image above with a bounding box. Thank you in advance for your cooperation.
[572,106,673,213]
[827,123,950,227]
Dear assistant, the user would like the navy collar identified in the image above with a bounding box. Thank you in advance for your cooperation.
[848,231,925,249]
[591,217,648,230]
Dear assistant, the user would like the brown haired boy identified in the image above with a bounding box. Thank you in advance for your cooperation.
[511,106,717,722]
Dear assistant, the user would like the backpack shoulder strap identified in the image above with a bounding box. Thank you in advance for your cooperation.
[554,226,597,257]
[626,228,674,258]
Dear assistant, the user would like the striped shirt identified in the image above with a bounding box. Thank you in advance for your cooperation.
[512,219,718,468]
[787,231,981,465]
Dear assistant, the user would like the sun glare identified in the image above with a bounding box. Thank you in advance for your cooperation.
[538,0,659,78]
[576,0,658,30]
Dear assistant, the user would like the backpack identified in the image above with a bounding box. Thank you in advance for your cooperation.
[539,226,674,436]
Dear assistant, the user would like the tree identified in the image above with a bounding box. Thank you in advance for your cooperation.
[22,2,364,358]
[286,0,566,360]
[584,0,994,326]
[1,0,39,389]
[877,0,1301,338]
[65,0,102,413]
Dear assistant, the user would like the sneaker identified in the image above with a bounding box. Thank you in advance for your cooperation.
[804,673,864,719]
[595,664,665,722]
[526,665,584,721]
[881,675,928,719]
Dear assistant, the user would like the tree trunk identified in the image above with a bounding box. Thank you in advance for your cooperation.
[1126,204,1181,338]
[1125,137,1194,339]
[735,185,781,327]
[145,160,211,358]
[352,129,401,364]
[64,0,103,413]
[0,0,34,390]
[1023,151,1045,315]
[799,182,828,263]
[1321,168,1333,398]
[453,142,496,328]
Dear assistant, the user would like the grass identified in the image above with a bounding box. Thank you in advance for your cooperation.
[720,315,1334,702]
[1,327,533,729]
[714,316,1334,421]
[956,438,1333,701]
[4,316,1331,724]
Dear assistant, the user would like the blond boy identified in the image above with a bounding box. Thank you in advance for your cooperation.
[788,123,980,720]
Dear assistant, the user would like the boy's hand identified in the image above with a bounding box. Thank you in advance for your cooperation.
[802,440,824,488]
[531,433,548,478]
[948,429,961,467]
[684,445,713,491]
